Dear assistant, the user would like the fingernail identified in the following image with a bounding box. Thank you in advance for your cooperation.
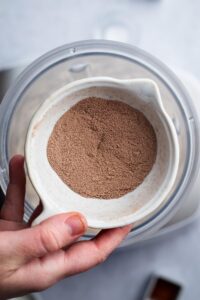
[65,214,86,236]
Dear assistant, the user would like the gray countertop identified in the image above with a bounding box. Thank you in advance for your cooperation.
[1,0,200,299]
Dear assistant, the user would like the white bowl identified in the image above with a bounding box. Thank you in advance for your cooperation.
[25,77,179,229]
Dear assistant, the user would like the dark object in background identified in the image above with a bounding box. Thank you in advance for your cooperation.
[0,66,25,207]
[0,66,25,101]
[143,275,182,300]
[0,187,5,208]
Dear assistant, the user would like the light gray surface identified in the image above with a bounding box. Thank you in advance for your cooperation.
[1,0,200,80]
[1,0,200,299]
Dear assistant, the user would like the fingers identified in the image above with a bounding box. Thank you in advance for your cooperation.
[0,212,87,263]
[1,155,26,222]
[16,225,132,291]
[0,220,27,231]
[62,225,132,275]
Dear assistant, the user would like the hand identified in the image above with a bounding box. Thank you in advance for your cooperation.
[0,155,131,299]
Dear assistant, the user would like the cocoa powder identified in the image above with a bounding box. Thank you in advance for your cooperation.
[47,97,157,199]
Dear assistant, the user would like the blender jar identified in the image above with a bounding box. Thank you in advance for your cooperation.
[0,40,199,247]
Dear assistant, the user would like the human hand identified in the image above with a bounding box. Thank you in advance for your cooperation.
[0,155,131,299]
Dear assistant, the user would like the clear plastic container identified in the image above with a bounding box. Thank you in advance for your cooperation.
[0,40,199,247]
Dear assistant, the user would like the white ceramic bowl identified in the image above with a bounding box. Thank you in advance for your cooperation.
[25,77,179,228]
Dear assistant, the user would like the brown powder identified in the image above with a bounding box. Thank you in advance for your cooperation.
[47,97,157,199]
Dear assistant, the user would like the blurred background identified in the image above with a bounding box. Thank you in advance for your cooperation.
[1,0,200,77]
[1,0,200,299]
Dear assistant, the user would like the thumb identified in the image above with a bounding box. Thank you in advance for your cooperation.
[1,212,87,262]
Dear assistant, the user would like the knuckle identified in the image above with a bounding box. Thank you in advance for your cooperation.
[38,225,62,254]
[40,277,56,290]
[96,250,109,265]
[31,277,54,292]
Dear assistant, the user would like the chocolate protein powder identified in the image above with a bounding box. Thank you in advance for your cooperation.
[47,97,157,199]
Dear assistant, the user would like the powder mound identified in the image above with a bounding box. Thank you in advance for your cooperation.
[47,97,157,199]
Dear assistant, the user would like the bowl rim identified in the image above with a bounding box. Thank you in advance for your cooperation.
[25,76,180,228]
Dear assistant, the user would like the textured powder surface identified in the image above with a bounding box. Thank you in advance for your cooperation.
[47,97,157,199]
